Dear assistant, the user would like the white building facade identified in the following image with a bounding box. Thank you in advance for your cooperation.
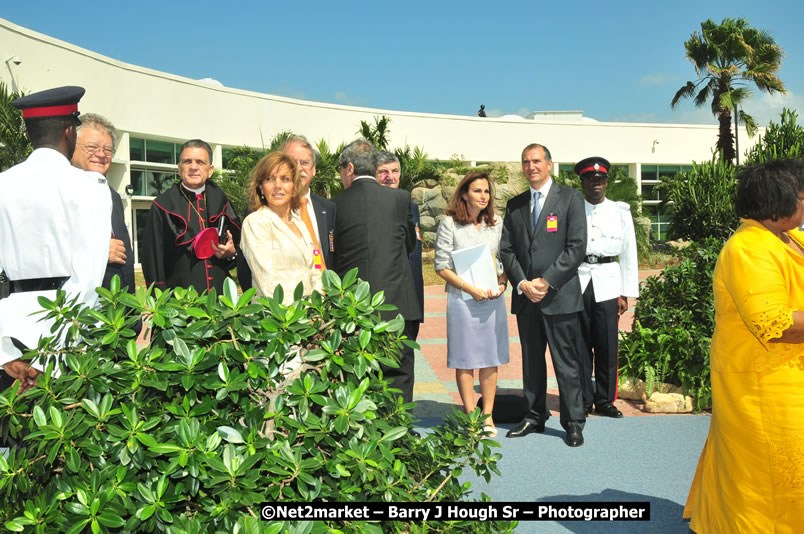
[1,18,758,263]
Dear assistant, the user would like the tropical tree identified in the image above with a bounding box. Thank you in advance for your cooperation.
[671,17,786,162]
[357,115,391,150]
[0,81,31,171]
[311,138,345,198]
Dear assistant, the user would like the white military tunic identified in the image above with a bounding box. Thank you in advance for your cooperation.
[0,148,112,367]
[578,198,639,302]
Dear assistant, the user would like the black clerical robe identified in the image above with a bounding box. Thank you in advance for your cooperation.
[141,181,241,294]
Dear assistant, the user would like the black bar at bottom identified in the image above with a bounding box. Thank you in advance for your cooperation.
[259,501,650,522]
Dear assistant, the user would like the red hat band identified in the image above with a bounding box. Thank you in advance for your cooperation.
[579,164,608,175]
[22,104,79,119]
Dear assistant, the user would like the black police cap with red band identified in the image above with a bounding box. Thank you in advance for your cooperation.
[11,86,85,120]
[574,156,611,179]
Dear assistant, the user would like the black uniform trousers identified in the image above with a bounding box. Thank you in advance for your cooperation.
[578,281,620,410]
[516,302,585,430]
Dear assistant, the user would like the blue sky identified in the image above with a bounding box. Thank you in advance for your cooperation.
[3,0,804,126]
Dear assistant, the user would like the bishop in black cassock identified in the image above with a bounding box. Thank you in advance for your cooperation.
[141,180,241,294]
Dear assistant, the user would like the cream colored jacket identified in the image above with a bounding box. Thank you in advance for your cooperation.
[241,207,323,305]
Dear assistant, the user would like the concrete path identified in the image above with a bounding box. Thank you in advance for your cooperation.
[412,273,706,533]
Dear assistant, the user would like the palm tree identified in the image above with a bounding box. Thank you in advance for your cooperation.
[0,81,31,171]
[671,18,785,162]
[357,115,391,150]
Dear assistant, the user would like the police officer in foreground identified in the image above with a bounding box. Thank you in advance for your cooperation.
[0,86,112,393]
[574,157,639,418]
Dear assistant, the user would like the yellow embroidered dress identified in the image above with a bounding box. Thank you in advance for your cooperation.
[684,220,804,533]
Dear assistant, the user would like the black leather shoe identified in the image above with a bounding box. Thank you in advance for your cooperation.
[505,420,545,438]
[595,404,624,418]
[565,426,584,447]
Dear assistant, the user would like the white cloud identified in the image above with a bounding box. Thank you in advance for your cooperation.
[639,74,678,86]
[739,90,804,126]
[666,91,804,127]
[333,91,369,107]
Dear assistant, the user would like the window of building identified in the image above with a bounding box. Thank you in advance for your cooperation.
[642,204,670,241]
[640,164,693,240]
[130,169,178,197]
[130,137,184,165]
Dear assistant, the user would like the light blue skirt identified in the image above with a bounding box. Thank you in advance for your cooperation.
[446,292,510,369]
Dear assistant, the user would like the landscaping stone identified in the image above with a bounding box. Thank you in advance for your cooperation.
[645,392,694,413]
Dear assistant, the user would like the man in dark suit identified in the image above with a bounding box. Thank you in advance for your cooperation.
[375,150,424,342]
[334,139,421,403]
[238,135,336,290]
[500,143,588,447]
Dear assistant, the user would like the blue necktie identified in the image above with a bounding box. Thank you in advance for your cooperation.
[532,191,541,230]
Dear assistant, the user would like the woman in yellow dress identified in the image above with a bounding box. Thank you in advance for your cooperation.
[684,159,804,533]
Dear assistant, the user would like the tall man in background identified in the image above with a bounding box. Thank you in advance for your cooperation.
[0,86,111,393]
[500,143,587,447]
[141,139,241,294]
[375,150,424,346]
[334,139,421,403]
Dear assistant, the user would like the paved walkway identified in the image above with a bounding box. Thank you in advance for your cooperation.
[412,273,708,533]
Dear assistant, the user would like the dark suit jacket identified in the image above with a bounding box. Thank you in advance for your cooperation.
[334,177,421,322]
[237,192,335,291]
[311,193,336,269]
[408,202,424,323]
[500,181,587,316]
[102,187,135,293]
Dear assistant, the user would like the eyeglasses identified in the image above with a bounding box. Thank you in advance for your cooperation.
[80,143,114,158]
[337,161,348,169]
[296,159,313,169]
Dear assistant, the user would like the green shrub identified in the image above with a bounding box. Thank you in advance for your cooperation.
[658,156,738,241]
[744,108,804,164]
[0,271,512,533]
[619,238,724,411]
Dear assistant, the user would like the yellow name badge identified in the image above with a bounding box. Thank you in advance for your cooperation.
[313,248,323,270]
[546,215,558,232]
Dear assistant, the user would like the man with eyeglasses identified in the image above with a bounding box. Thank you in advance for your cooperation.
[0,86,111,394]
[283,135,336,268]
[71,114,135,296]
[375,150,424,350]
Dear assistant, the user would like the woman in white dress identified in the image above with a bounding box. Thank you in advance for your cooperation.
[434,171,509,437]
[240,152,323,305]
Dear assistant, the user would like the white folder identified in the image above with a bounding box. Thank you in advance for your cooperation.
[451,243,498,300]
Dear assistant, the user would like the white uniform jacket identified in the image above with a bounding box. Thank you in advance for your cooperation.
[0,148,112,366]
[578,198,639,302]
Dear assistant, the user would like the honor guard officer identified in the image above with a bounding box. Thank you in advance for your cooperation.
[574,157,639,418]
[0,86,112,393]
